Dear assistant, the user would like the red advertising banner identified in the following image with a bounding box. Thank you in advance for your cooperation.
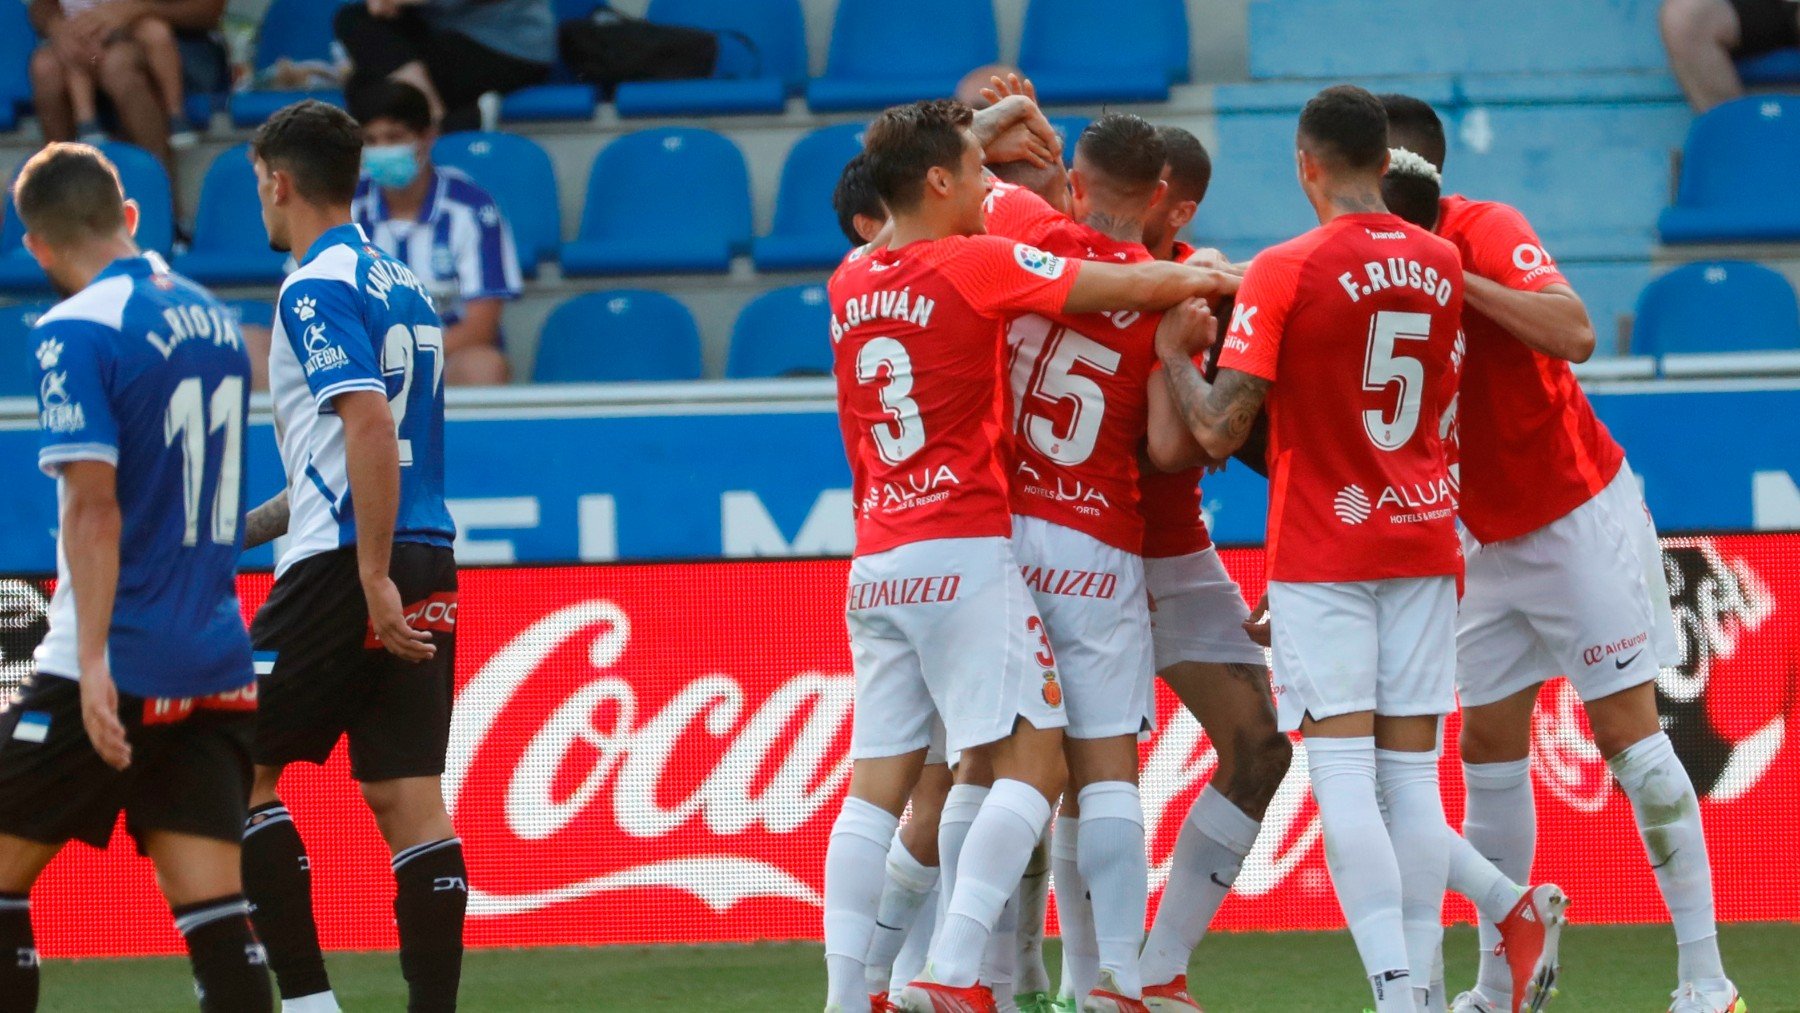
[5,535,1797,958]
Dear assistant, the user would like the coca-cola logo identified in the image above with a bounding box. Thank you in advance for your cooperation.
[444,600,854,918]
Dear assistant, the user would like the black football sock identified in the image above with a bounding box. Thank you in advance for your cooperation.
[392,838,468,1013]
[173,895,273,1012]
[0,893,38,1013]
[241,802,332,1000]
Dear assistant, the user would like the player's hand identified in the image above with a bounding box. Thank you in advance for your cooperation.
[79,660,131,771]
[980,72,1038,107]
[364,576,436,663]
[1243,592,1272,649]
[972,93,1060,167]
[1155,297,1216,360]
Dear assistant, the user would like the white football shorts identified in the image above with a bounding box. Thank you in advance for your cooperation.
[1145,547,1268,671]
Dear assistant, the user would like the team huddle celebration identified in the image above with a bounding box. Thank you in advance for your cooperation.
[0,0,1794,1009]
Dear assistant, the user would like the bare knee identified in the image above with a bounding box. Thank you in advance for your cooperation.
[29,47,67,96]
[131,17,176,47]
[250,765,284,808]
[1459,710,1531,764]
[96,43,146,97]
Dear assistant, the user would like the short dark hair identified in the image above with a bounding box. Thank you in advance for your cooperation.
[1378,93,1447,172]
[1382,165,1441,230]
[862,99,975,213]
[1297,85,1389,172]
[251,99,364,206]
[348,79,434,135]
[1157,125,1212,204]
[1075,113,1166,196]
[832,152,884,246]
[12,143,125,246]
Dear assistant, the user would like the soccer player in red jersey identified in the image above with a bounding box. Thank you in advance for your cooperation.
[1133,125,1295,1013]
[821,99,1237,1013]
[1382,95,1743,1013]
[1153,84,1477,1013]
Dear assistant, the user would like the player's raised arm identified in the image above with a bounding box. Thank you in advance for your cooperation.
[334,390,435,663]
[1463,277,1596,362]
[1154,305,1270,461]
[60,459,130,770]
[1144,300,1225,473]
[1062,259,1240,315]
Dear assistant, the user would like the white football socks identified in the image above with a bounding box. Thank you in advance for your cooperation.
[928,780,1053,987]
[1015,830,1054,996]
[935,784,989,942]
[1376,748,1451,1006]
[1140,785,1261,986]
[890,885,936,995]
[1305,737,1411,1009]
[1051,810,1098,1001]
[823,796,899,1009]
[1459,757,1534,1006]
[983,891,1020,1008]
[1610,732,1726,984]
[1075,781,1148,1000]
[864,832,940,995]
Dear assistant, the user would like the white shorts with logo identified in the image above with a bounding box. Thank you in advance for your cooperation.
[1011,515,1154,740]
[1456,462,1677,707]
[847,536,1067,759]
[1145,548,1268,671]
[1268,576,1458,733]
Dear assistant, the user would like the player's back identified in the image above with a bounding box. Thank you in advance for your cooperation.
[828,232,1080,556]
[269,223,455,575]
[1221,213,1463,582]
[33,253,253,698]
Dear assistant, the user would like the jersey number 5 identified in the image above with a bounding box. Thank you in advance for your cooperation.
[1362,310,1432,451]
[856,337,924,465]
[164,375,244,547]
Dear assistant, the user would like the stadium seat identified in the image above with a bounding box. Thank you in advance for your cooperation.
[1631,261,1800,357]
[432,131,560,278]
[1738,47,1800,86]
[497,0,600,121]
[753,123,866,271]
[1018,0,1170,104]
[561,128,751,276]
[727,284,833,378]
[0,1,34,132]
[0,303,51,398]
[229,0,346,127]
[172,145,288,286]
[807,0,999,112]
[0,142,172,293]
[614,0,806,117]
[1660,96,1800,244]
[533,290,703,383]
[1559,261,1654,354]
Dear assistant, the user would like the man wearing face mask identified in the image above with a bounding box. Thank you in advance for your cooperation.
[349,81,519,386]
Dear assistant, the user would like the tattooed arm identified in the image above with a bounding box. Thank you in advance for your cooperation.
[1160,358,1270,462]
[242,490,289,550]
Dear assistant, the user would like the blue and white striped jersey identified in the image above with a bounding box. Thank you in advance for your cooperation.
[33,252,254,699]
[268,223,455,576]
[352,167,522,328]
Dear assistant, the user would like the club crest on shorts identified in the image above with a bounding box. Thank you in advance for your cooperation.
[1041,669,1062,708]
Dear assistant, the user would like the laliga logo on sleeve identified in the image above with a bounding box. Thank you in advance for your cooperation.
[1013,244,1067,279]
[33,338,62,370]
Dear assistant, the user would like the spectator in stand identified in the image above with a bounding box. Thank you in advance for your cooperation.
[335,0,556,132]
[350,80,521,385]
[26,0,226,170]
[1662,0,1800,111]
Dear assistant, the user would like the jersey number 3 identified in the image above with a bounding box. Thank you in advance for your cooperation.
[164,375,244,547]
[856,337,924,465]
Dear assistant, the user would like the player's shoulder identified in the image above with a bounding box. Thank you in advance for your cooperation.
[36,272,134,333]
[1437,193,1532,237]
[283,239,365,291]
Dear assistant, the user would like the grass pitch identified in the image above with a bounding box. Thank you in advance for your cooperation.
[36,922,1797,1011]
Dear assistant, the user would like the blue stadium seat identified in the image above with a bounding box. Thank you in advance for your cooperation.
[727,284,833,378]
[229,0,346,127]
[172,145,288,286]
[223,299,275,332]
[0,303,52,398]
[1660,96,1800,244]
[807,0,998,112]
[1632,261,1800,356]
[1738,47,1800,86]
[0,2,34,132]
[498,0,600,122]
[432,131,560,278]
[1161,0,1191,84]
[561,128,751,276]
[1558,261,1653,354]
[753,123,866,271]
[1019,0,1170,104]
[0,142,173,293]
[615,0,806,117]
[533,290,703,383]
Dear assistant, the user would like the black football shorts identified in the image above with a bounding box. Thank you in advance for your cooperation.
[1730,0,1800,56]
[251,543,458,783]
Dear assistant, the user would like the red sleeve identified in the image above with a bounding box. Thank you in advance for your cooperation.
[983,182,1067,248]
[1461,203,1568,293]
[1216,246,1302,382]
[938,235,1083,319]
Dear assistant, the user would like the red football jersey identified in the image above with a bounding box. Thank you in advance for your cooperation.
[998,224,1162,552]
[1436,195,1625,544]
[1217,213,1464,583]
[1138,240,1214,558]
[829,234,1083,556]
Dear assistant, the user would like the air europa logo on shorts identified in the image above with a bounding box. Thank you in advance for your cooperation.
[1013,244,1067,279]
[1581,630,1648,667]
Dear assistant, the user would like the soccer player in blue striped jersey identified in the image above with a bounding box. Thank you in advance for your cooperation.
[0,142,270,1012]
[236,100,465,1013]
